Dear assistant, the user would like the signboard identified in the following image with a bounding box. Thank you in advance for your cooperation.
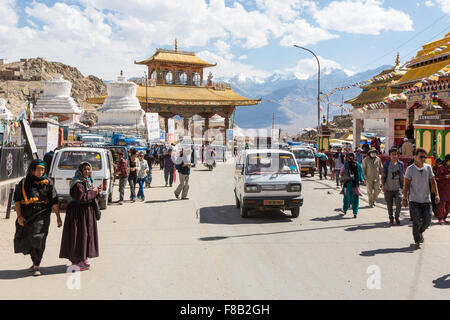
[21,119,38,159]
[47,122,59,153]
[160,130,165,141]
[145,113,160,142]
[168,119,175,144]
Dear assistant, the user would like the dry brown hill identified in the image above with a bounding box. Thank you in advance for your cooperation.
[0,58,106,117]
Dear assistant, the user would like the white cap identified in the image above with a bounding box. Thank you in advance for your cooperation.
[403,137,408,142]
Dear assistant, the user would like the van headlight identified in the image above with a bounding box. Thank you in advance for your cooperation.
[288,184,302,192]
[244,184,260,193]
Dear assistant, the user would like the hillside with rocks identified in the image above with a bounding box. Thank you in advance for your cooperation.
[0,58,106,119]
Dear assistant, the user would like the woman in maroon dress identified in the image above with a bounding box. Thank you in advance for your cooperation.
[436,154,450,224]
[59,162,101,270]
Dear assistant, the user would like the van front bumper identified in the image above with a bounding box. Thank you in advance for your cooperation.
[242,196,303,209]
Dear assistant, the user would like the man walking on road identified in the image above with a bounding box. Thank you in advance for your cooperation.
[331,147,345,187]
[316,149,328,180]
[403,148,439,249]
[381,147,405,225]
[114,150,128,205]
[163,148,175,187]
[362,148,382,207]
[174,148,191,200]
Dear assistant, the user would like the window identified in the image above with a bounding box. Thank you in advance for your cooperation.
[165,70,173,84]
[192,72,201,86]
[150,70,157,80]
[292,149,314,159]
[58,151,103,171]
[245,153,298,175]
[178,72,187,85]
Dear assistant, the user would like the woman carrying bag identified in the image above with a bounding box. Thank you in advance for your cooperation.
[59,162,101,271]
[340,153,364,218]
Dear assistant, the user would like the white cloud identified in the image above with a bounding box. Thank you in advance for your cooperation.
[197,48,270,80]
[286,56,355,80]
[424,0,435,7]
[313,0,414,35]
[238,55,248,60]
[436,0,450,13]
[280,19,339,47]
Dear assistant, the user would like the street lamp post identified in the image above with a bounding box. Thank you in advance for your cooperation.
[293,45,321,129]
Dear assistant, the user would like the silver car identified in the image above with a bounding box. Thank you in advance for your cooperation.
[291,147,316,177]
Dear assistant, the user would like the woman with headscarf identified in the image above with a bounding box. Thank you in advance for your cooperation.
[436,154,450,224]
[13,159,61,276]
[340,152,364,218]
[59,162,101,270]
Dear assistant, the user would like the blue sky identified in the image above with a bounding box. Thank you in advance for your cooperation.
[0,0,449,81]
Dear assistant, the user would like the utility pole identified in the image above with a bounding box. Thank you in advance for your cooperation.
[341,95,344,116]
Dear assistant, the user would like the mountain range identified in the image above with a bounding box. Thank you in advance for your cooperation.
[217,65,391,133]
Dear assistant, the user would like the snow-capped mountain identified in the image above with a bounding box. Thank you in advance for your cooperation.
[219,65,391,132]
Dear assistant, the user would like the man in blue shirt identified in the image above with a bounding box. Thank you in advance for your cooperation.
[315,149,329,180]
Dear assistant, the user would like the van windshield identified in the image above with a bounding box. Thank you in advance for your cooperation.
[292,149,314,159]
[58,151,103,170]
[246,153,299,175]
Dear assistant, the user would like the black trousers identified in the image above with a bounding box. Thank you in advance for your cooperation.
[164,167,174,185]
[319,162,327,178]
[128,175,137,199]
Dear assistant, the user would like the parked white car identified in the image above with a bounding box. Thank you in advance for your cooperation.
[48,147,115,210]
[234,149,303,218]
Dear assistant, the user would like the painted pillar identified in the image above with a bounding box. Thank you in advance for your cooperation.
[317,124,331,151]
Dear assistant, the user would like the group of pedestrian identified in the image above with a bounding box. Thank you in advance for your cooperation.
[113,148,152,204]
[326,144,449,249]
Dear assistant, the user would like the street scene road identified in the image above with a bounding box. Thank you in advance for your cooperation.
[1,160,450,300]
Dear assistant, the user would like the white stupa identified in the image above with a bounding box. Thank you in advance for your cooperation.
[33,74,82,125]
[96,74,145,127]
[0,98,14,121]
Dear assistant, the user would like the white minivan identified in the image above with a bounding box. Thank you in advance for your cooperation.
[234,149,303,218]
[49,147,115,210]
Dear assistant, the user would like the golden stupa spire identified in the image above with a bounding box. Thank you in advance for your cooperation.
[395,52,400,68]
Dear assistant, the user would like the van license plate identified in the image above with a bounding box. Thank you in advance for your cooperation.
[301,168,309,171]
[264,200,284,205]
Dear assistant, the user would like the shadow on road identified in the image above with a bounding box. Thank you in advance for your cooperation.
[198,221,398,241]
[360,244,416,257]
[198,205,292,225]
[345,221,389,231]
[145,199,178,204]
[433,274,450,289]
[311,214,354,222]
[0,265,67,280]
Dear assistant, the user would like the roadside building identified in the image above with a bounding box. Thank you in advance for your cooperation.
[345,54,408,152]
[395,32,450,164]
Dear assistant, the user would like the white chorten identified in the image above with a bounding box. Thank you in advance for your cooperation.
[96,75,144,127]
[0,98,14,120]
[33,74,82,125]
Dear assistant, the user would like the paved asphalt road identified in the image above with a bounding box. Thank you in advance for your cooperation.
[1,160,450,299]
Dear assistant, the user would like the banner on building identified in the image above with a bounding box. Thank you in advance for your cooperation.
[168,119,175,144]
[145,113,160,142]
